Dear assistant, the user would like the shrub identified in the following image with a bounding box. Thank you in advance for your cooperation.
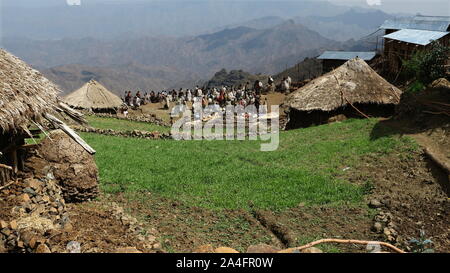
[402,41,450,87]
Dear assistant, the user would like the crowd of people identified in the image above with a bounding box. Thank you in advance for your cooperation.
[121,76,292,111]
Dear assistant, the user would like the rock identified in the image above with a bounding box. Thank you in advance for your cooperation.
[114,247,142,253]
[66,241,81,253]
[9,220,17,230]
[372,222,383,233]
[1,228,11,237]
[193,244,215,253]
[35,243,51,253]
[25,179,42,191]
[0,220,8,229]
[152,243,162,250]
[63,222,73,232]
[368,199,383,208]
[25,129,99,203]
[0,240,6,253]
[29,237,37,249]
[19,193,31,203]
[215,247,239,253]
[246,244,280,253]
[17,241,24,248]
[301,247,323,253]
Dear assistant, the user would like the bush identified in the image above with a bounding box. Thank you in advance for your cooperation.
[402,41,450,86]
[406,80,426,93]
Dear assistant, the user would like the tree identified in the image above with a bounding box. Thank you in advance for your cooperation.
[402,41,449,87]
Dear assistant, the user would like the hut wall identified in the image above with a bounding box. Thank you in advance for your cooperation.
[286,103,396,130]
[384,35,450,74]
[0,133,14,185]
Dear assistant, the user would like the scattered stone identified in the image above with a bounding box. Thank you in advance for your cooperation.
[29,237,37,249]
[23,187,37,196]
[0,220,8,229]
[215,247,239,253]
[368,199,383,208]
[19,193,31,203]
[246,244,280,253]
[9,220,17,230]
[152,243,162,250]
[35,243,51,253]
[25,179,42,191]
[372,222,383,233]
[0,240,6,253]
[66,241,81,253]
[63,222,73,232]
[301,247,323,253]
[1,228,11,237]
[115,247,142,253]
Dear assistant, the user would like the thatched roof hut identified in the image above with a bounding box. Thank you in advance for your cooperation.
[284,58,402,129]
[0,49,60,133]
[0,49,94,184]
[63,80,123,112]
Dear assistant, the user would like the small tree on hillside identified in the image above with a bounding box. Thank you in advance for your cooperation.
[402,41,450,90]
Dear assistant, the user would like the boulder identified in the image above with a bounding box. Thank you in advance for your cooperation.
[35,243,51,253]
[25,130,99,202]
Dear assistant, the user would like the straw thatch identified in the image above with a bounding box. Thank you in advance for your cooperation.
[63,80,123,111]
[285,58,402,112]
[0,49,60,133]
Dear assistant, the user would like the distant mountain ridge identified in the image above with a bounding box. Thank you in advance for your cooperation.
[1,0,362,39]
[1,5,392,95]
[4,21,340,94]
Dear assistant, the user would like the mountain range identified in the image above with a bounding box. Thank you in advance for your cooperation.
[1,1,394,95]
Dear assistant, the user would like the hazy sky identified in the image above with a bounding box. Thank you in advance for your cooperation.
[1,0,449,16]
[327,0,449,15]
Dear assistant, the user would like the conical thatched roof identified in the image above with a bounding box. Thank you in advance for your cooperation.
[285,58,402,112]
[64,80,123,110]
[0,49,60,133]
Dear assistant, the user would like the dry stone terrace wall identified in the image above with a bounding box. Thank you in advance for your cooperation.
[0,176,70,253]
[73,126,172,139]
[94,113,171,127]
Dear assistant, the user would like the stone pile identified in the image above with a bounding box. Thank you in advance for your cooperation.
[369,199,398,243]
[95,113,170,127]
[0,176,71,253]
[109,202,162,252]
[73,126,171,140]
[25,130,99,203]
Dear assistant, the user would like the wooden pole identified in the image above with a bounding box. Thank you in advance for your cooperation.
[44,113,96,155]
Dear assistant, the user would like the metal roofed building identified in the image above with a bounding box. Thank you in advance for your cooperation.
[380,15,450,73]
[380,16,450,33]
[317,51,378,73]
[383,29,449,46]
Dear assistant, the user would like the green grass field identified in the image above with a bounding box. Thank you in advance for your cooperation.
[80,118,417,210]
[85,115,171,133]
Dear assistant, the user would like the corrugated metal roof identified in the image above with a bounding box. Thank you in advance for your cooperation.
[414,15,450,22]
[383,29,449,46]
[380,17,450,32]
[317,51,377,61]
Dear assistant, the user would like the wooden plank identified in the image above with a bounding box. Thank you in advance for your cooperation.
[56,101,88,125]
[44,113,96,155]
[18,144,39,150]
